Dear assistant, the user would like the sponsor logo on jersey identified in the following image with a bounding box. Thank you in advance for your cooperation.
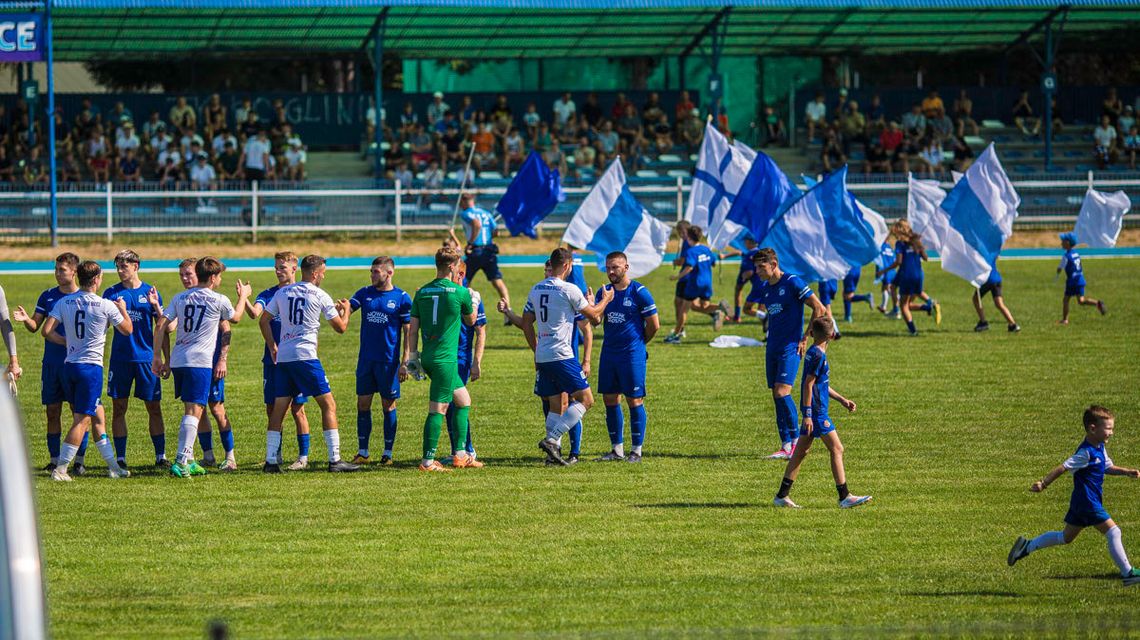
[606,311,627,324]
[768,303,783,315]
[367,311,387,324]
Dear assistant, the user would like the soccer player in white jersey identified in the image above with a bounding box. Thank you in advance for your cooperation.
[41,261,134,481]
[259,254,359,473]
[523,248,613,466]
[153,257,252,478]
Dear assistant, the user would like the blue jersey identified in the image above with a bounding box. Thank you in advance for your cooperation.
[103,281,162,363]
[874,242,896,283]
[895,240,923,282]
[801,345,830,418]
[350,286,413,365]
[676,239,693,282]
[34,287,69,365]
[460,206,496,246]
[1063,440,1113,514]
[754,273,814,349]
[683,245,717,290]
[595,281,657,355]
[457,301,487,368]
[255,285,285,365]
[1059,249,1085,287]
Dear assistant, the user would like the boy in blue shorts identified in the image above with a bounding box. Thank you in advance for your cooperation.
[665,225,728,343]
[1008,405,1140,586]
[1057,232,1106,325]
[972,258,1019,333]
[774,316,871,509]
[841,265,874,323]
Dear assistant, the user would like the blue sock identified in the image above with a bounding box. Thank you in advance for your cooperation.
[921,300,932,311]
[630,404,647,448]
[113,435,127,460]
[382,409,397,452]
[568,422,582,456]
[357,409,372,454]
[781,395,800,441]
[843,299,852,318]
[297,433,311,457]
[906,320,917,334]
[773,398,789,444]
[198,430,214,453]
[465,420,475,455]
[733,304,741,321]
[77,431,89,457]
[605,404,624,446]
[219,429,234,453]
[47,432,61,459]
[853,293,872,303]
[151,433,165,460]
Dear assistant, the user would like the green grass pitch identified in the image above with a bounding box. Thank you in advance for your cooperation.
[13,255,1140,638]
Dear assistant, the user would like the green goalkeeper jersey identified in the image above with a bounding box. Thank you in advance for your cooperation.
[410,277,472,363]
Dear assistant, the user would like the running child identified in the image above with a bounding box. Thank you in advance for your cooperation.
[875,219,940,336]
[665,225,728,343]
[1057,232,1106,325]
[972,258,1020,333]
[841,265,874,323]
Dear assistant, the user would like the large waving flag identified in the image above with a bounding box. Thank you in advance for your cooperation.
[1073,188,1131,248]
[496,151,565,239]
[907,174,992,286]
[685,123,758,249]
[562,161,671,278]
[939,144,1019,269]
[722,149,798,247]
[802,174,889,254]
[760,166,879,281]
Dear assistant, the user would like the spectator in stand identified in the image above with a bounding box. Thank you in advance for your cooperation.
[880,121,907,173]
[234,98,252,128]
[543,133,568,176]
[84,125,109,162]
[169,96,196,132]
[0,146,13,182]
[201,94,226,139]
[149,126,172,159]
[77,97,101,125]
[838,100,866,156]
[399,101,419,140]
[1093,115,1117,169]
[118,147,142,183]
[439,121,465,172]
[1124,125,1140,170]
[675,90,695,124]
[107,101,133,135]
[652,112,674,154]
[921,88,944,119]
[762,105,786,148]
[459,95,476,125]
[953,90,979,138]
[1117,105,1135,139]
[390,158,411,185]
[471,121,496,171]
[915,135,945,179]
[423,159,444,190]
[820,126,846,173]
[502,126,525,174]
[216,141,241,183]
[58,149,81,183]
[901,104,926,137]
[490,94,512,126]
[73,108,96,145]
[611,93,630,121]
[595,119,620,165]
[434,110,458,136]
[115,120,140,156]
[834,88,849,119]
[157,141,182,171]
[190,152,217,190]
[1013,90,1041,136]
[141,110,165,142]
[581,92,603,127]
[1102,87,1124,127]
[20,146,47,185]
[281,139,306,182]
[523,102,541,142]
[573,135,597,176]
[427,92,450,129]
[156,153,181,187]
[212,126,238,159]
[576,114,597,145]
[643,92,664,127]
[560,113,580,142]
[679,108,703,153]
[409,123,435,169]
[240,129,272,182]
[240,111,262,140]
[465,109,485,137]
[929,108,954,141]
[52,110,72,156]
[950,135,975,172]
[185,140,205,167]
[533,121,554,154]
[863,140,891,176]
[805,92,827,142]
[180,126,205,160]
[87,149,110,183]
[616,102,644,154]
[553,92,576,133]
[270,99,289,136]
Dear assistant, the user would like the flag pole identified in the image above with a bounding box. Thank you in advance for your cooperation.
[448,141,478,230]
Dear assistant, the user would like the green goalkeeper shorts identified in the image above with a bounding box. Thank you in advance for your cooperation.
[423,360,463,404]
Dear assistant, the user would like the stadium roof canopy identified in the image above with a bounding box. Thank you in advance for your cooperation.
[23,0,1140,60]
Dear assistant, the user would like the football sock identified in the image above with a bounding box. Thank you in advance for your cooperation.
[568,421,582,457]
[921,300,932,312]
[452,406,470,457]
[1026,530,1066,554]
[382,409,398,453]
[773,397,790,445]
[94,435,118,468]
[906,320,917,334]
[151,433,166,461]
[755,309,768,320]
[557,402,588,439]
[422,412,444,462]
[605,404,624,446]
[356,409,372,455]
[176,415,199,464]
[297,433,310,458]
[219,427,235,454]
[113,435,128,461]
[266,431,282,464]
[853,293,872,304]
[777,395,800,443]
[58,442,79,468]
[843,300,852,318]
[465,419,475,455]
[630,404,647,449]
[323,429,341,463]
[47,432,61,464]
[1106,526,1133,576]
[76,431,89,461]
[613,443,625,457]
[776,477,794,499]
[880,291,890,308]
[836,483,850,501]
[544,411,561,441]
[198,430,214,453]
[733,304,741,321]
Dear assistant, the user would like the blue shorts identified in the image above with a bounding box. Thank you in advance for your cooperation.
[597,350,647,398]
[262,363,308,406]
[1065,505,1111,528]
[683,283,714,302]
[356,360,401,399]
[808,416,837,439]
[209,376,225,404]
[458,359,473,385]
[107,360,162,402]
[737,269,754,286]
[1065,283,1085,298]
[173,367,213,406]
[534,358,590,397]
[275,359,332,399]
[843,273,860,295]
[63,362,104,416]
[817,281,838,306]
[674,276,689,298]
[465,245,503,282]
[41,362,66,405]
[745,287,764,305]
[880,270,896,286]
[896,275,924,297]
[765,342,801,389]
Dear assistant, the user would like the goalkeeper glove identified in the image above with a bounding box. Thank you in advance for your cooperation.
[405,351,426,381]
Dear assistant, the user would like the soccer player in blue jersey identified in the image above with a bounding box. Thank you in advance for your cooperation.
[41,261,134,481]
[874,241,899,317]
[456,192,511,319]
[1057,232,1106,325]
[103,249,168,470]
[840,265,874,323]
[875,220,940,336]
[348,255,412,466]
[774,316,871,509]
[592,251,659,463]
[249,251,312,470]
[445,260,487,466]
[972,259,1019,333]
[665,225,728,343]
[720,235,760,323]
[1008,406,1140,586]
[13,252,92,473]
[667,220,693,341]
[751,248,826,460]
[815,279,840,337]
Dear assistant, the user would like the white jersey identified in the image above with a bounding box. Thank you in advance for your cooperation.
[164,287,235,369]
[49,291,125,365]
[266,281,338,363]
[524,277,588,364]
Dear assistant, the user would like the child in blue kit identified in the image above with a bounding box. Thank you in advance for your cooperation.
[773,315,871,509]
[1056,232,1106,325]
[1008,405,1140,586]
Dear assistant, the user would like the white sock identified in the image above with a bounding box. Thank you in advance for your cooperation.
[1026,530,1066,554]
[632,445,642,455]
[544,412,561,441]
[176,415,199,464]
[613,443,625,457]
[1106,526,1133,576]
[754,310,767,320]
[555,402,587,437]
[225,450,235,462]
[58,442,79,467]
[323,429,341,463]
[266,431,282,464]
[881,291,890,308]
[94,436,119,469]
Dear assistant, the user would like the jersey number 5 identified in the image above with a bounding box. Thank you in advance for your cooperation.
[538,294,549,322]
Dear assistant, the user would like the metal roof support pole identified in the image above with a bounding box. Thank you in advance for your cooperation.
[705,10,729,120]
[1041,8,1068,171]
[371,9,387,180]
[46,0,59,248]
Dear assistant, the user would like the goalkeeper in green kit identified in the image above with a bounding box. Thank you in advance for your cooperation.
[404,247,480,472]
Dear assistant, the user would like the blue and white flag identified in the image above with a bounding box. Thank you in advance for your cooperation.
[562,161,671,279]
[1073,188,1130,248]
[907,173,992,286]
[802,174,889,254]
[760,166,879,282]
[685,123,757,249]
[940,143,1019,269]
[496,151,565,239]
[723,148,798,247]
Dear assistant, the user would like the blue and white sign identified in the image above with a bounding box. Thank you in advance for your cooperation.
[0,14,43,63]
